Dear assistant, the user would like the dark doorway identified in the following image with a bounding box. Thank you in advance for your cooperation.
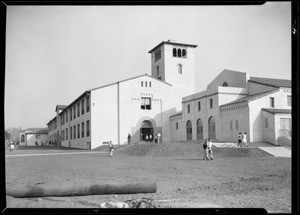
[140,120,154,142]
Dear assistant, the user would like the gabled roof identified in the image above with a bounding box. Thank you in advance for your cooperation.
[55,74,172,117]
[262,108,291,115]
[88,73,172,92]
[20,128,48,134]
[220,89,279,107]
[148,41,198,53]
[249,77,291,88]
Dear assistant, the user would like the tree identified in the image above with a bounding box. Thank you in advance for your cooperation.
[5,131,11,140]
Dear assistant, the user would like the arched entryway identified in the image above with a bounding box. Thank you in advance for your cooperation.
[140,120,154,141]
[186,120,192,140]
[197,118,203,140]
[208,116,216,139]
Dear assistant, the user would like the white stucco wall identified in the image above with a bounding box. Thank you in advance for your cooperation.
[249,89,291,143]
[274,114,291,145]
[91,84,118,149]
[262,111,275,144]
[119,76,175,145]
[26,133,48,146]
[207,69,248,90]
[220,103,250,142]
[170,114,183,142]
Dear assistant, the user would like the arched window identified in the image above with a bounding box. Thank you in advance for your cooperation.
[186,120,192,140]
[197,118,203,140]
[141,81,143,87]
[222,82,228,87]
[173,48,177,57]
[182,49,186,57]
[208,116,216,139]
[178,64,182,74]
[178,49,182,57]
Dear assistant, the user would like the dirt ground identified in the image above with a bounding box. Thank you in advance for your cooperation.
[4,144,291,213]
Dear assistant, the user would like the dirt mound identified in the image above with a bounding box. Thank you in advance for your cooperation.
[118,143,273,158]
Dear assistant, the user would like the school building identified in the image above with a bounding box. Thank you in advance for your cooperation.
[170,69,291,145]
[46,40,291,149]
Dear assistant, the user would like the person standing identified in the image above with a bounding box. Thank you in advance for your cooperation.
[238,132,242,147]
[127,133,131,145]
[207,138,213,160]
[108,141,114,157]
[202,139,209,160]
[154,135,158,143]
[9,141,15,155]
[149,134,152,142]
[157,132,161,143]
[242,132,248,147]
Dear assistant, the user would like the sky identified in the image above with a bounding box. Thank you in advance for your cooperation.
[5,3,291,130]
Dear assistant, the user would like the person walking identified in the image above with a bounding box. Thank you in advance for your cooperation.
[108,141,114,157]
[202,139,209,160]
[127,133,131,145]
[242,132,248,147]
[207,138,213,160]
[238,132,242,147]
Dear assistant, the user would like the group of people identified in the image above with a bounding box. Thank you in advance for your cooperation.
[202,138,213,161]
[237,132,248,147]
[140,133,161,143]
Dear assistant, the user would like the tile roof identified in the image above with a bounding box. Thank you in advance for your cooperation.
[220,89,279,107]
[249,77,291,88]
[262,108,291,114]
[21,128,48,134]
[169,111,183,118]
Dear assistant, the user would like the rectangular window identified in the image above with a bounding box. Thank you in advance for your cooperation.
[188,104,190,113]
[270,97,275,108]
[70,127,72,140]
[77,103,80,117]
[87,120,90,137]
[230,121,233,130]
[141,97,151,110]
[198,102,201,111]
[66,128,68,140]
[145,82,148,87]
[70,108,72,121]
[66,110,68,122]
[82,99,85,115]
[176,122,178,130]
[74,106,76,119]
[74,125,76,139]
[235,120,238,129]
[210,99,213,109]
[141,81,143,87]
[149,82,151,87]
[287,95,291,106]
[82,122,85,138]
[77,124,80,138]
[86,96,90,112]
[265,118,268,128]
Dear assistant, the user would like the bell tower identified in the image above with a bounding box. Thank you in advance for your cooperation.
[148,40,197,97]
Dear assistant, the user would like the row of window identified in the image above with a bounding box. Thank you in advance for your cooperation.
[61,96,90,126]
[187,99,213,114]
[173,48,186,58]
[141,81,152,87]
[61,120,90,141]
[270,95,291,108]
